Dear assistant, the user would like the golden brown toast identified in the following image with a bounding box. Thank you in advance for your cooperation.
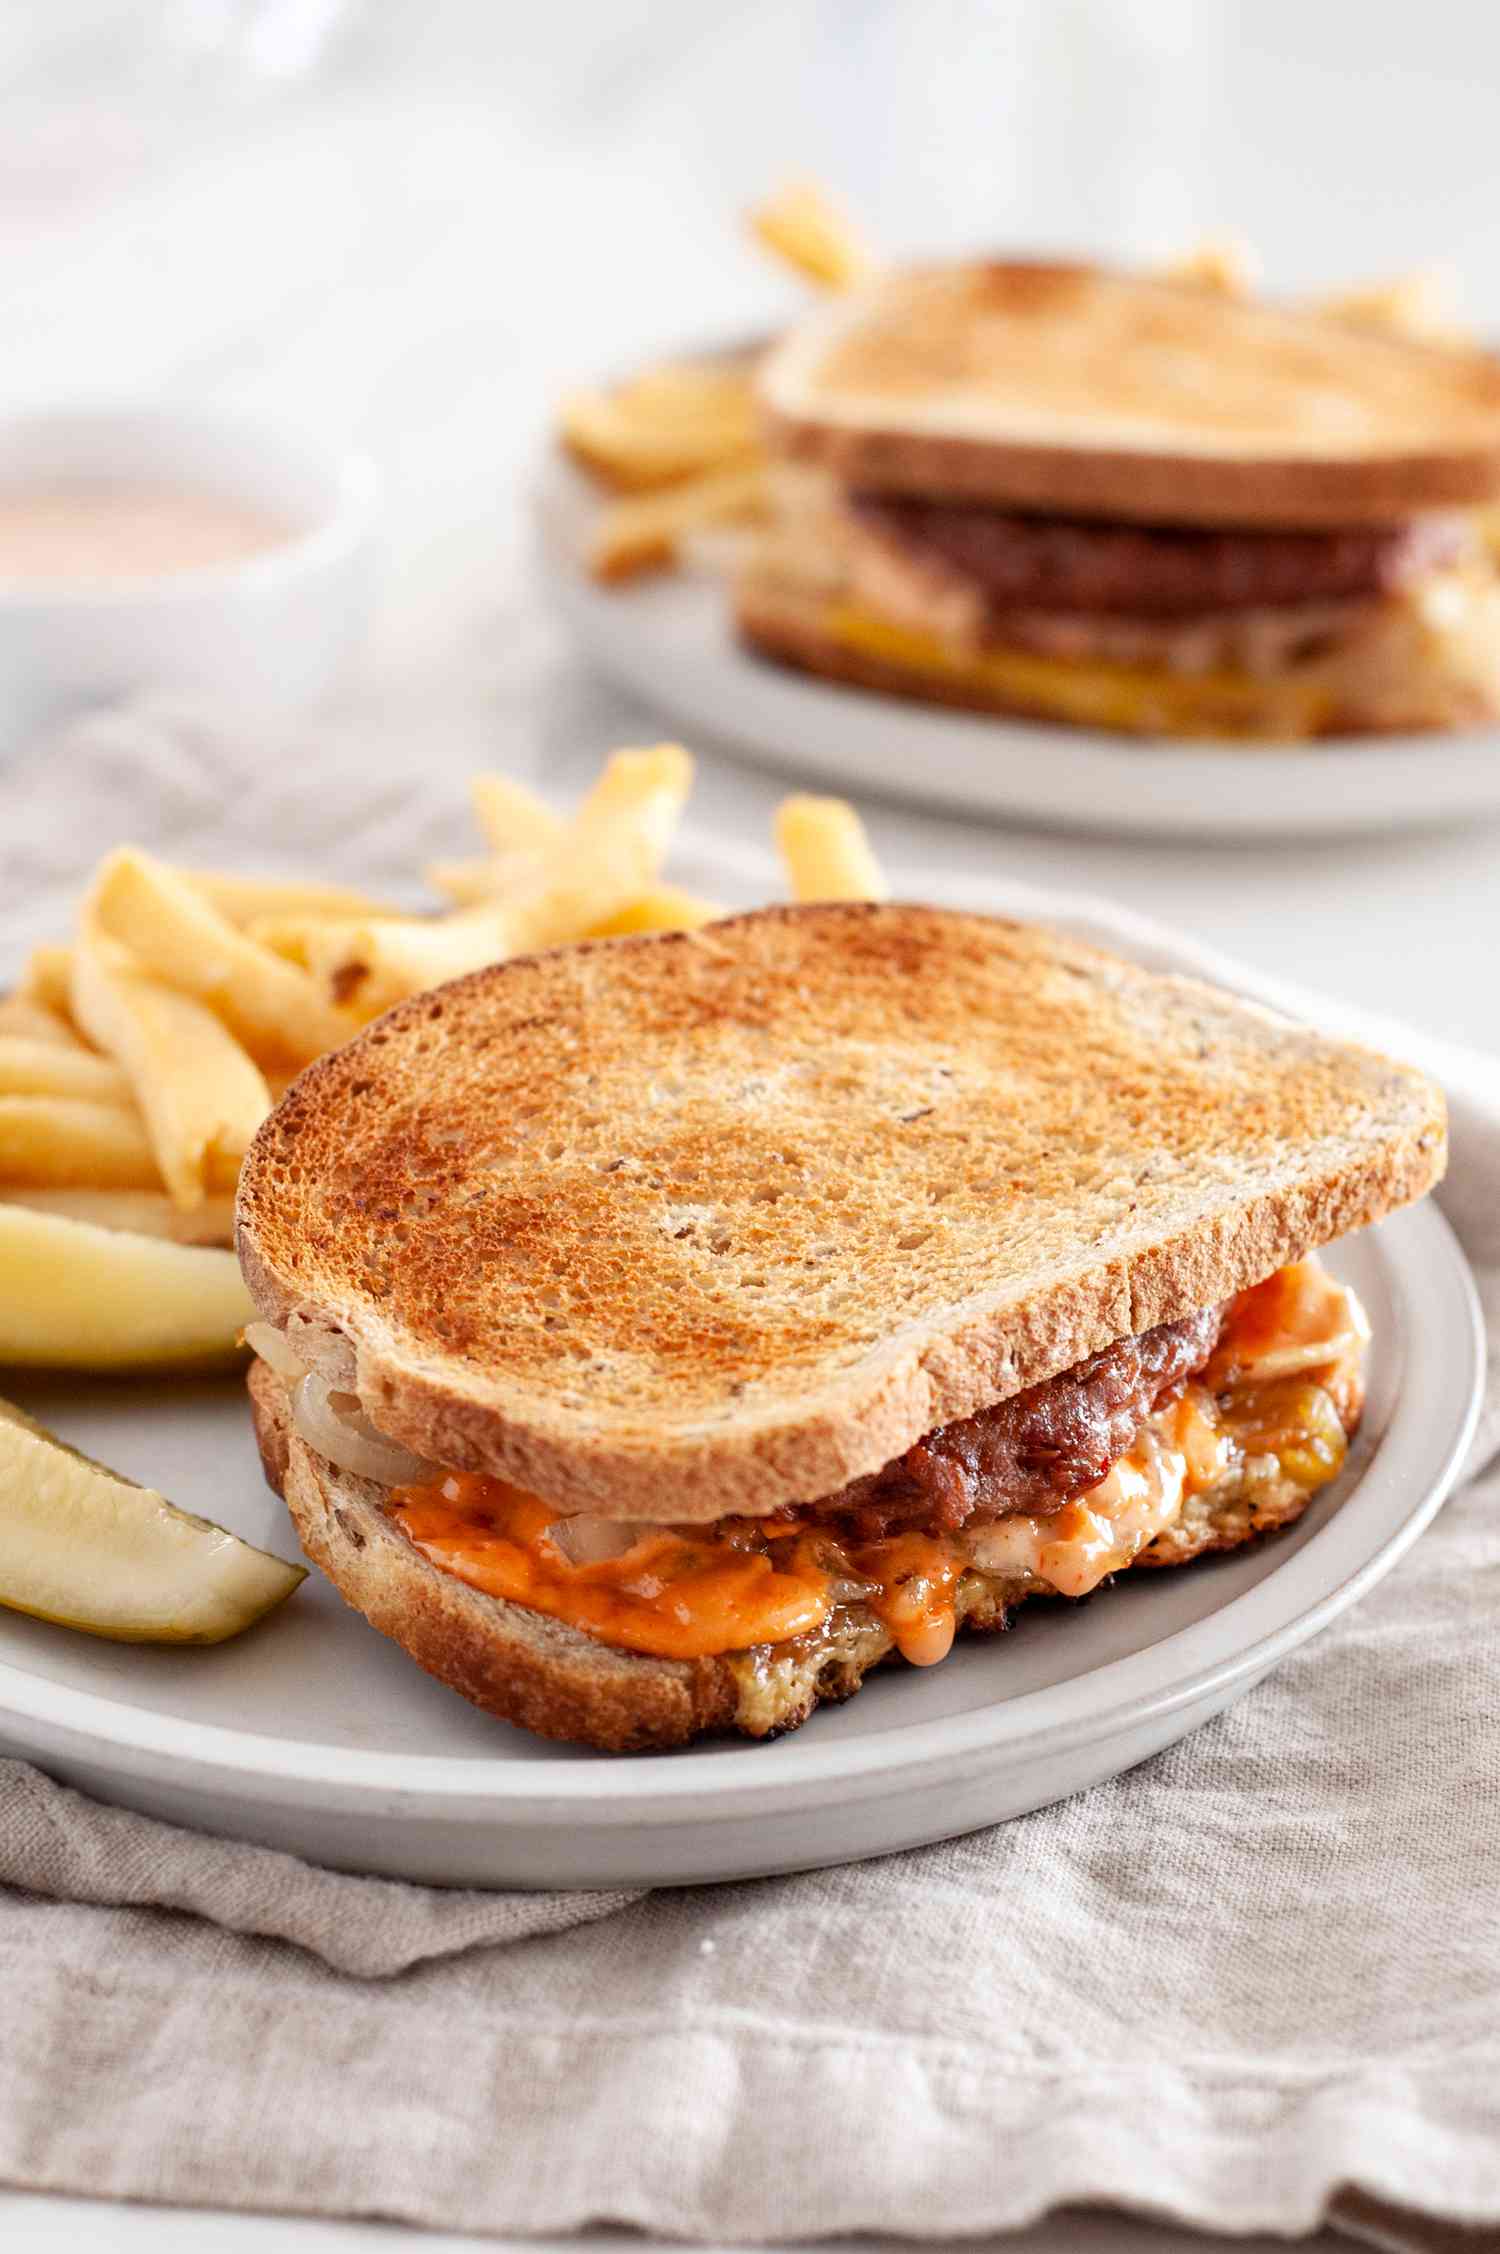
[759,262,1500,526]
[247,1359,1337,1752]
[237,905,1443,1523]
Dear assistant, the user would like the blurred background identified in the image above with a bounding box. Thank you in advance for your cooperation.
[5,0,1497,718]
[4,1,1498,1034]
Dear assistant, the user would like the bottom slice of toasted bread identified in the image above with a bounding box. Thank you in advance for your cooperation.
[248,1360,1326,1753]
[735,568,1500,741]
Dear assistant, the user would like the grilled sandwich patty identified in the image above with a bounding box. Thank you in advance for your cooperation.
[827,1303,1222,1536]
[847,497,1467,616]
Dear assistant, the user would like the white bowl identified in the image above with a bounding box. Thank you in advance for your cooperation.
[0,405,379,749]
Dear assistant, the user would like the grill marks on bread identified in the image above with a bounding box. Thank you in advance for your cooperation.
[237,906,1444,1521]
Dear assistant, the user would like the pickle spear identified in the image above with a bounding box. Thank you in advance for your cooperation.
[0,1397,302,1642]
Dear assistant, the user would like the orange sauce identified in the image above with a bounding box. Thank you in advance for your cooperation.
[392,1475,969,1667]
[390,1264,1363,1668]
[392,1475,832,1661]
[0,482,293,585]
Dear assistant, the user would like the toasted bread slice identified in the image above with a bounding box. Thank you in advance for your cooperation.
[251,1352,1335,1758]
[759,263,1500,526]
[247,1359,1338,1751]
[237,905,1444,1522]
[248,1360,728,1750]
[734,566,1500,739]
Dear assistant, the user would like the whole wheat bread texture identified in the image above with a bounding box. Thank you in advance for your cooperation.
[247,1359,1335,1751]
[237,905,1444,1522]
[758,262,1500,526]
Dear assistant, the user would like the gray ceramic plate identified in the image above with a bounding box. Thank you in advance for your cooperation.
[0,1176,1479,1889]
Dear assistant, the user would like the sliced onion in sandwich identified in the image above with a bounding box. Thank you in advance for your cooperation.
[546,1515,653,1565]
[291,1369,436,1488]
[243,1320,308,1388]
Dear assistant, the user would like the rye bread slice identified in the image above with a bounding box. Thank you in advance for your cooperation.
[247,1359,1338,1753]
[236,904,1444,1521]
[759,262,1500,527]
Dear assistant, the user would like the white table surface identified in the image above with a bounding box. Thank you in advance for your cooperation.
[2,5,1494,2245]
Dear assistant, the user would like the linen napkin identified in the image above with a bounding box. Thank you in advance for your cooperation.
[2,705,1498,2253]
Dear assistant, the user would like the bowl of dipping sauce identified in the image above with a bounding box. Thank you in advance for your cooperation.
[0,406,379,749]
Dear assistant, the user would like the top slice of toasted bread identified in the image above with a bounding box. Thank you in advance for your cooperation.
[758,263,1500,526]
[236,905,1445,1521]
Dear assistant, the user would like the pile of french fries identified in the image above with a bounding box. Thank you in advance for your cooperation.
[561,174,1481,586]
[0,750,883,1368]
[559,178,877,584]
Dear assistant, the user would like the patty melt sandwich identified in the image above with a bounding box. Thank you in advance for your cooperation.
[238,906,1445,1751]
[739,263,1500,738]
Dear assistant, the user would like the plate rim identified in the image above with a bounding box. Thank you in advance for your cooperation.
[532,442,1500,841]
[0,1197,1481,1820]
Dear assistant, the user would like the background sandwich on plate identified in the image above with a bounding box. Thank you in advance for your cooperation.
[740,260,1500,740]
[237,902,1445,1752]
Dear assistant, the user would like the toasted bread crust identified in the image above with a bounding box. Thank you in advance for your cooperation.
[759,263,1500,526]
[237,906,1443,1523]
[247,1361,1343,1752]
[248,1360,733,1751]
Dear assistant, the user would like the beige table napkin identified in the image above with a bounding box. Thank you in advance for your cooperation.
[2,707,1497,2251]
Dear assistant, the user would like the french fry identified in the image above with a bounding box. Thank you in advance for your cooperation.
[89,848,357,1068]
[72,924,270,1211]
[0,1038,130,1105]
[0,1204,252,1369]
[189,872,408,928]
[776,795,888,903]
[307,747,696,1012]
[0,1096,160,1190]
[1,1188,237,1247]
[587,459,767,584]
[239,914,321,967]
[432,755,695,914]
[0,995,85,1050]
[19,944,74,1017]
[585,886,725,938]
[300,905,514,1022]
[1308,266,1467,343]
[574,743,693,844]
[1157,235,1262,297]
[749,177,877,292]
[469,772,565,854]
[425,770,562,906]
[560,366,759,493]
[423,857,526,909]
[501,744,694,949]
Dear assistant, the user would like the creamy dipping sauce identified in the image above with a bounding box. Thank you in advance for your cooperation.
[0,482,296,586]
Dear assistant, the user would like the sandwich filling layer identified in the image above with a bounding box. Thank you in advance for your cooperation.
[370,1260,1365,1675]
[743,472,1500,734]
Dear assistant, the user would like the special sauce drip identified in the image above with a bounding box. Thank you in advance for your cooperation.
[389,1262,1363,1669]
[391,1477,969,1667]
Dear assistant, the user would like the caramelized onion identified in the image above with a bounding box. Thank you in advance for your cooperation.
[291,1370,436,1488]
[546,1515,652,1565]
[243,1320,307,1386]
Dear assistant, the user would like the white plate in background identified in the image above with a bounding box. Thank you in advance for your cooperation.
[534,446,1500,841]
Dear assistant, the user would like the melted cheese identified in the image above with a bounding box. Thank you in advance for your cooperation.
[390,1481,832,1661]
[822,601,1334,739]
[968,1388,1227,1598]
[389,1265,1367,1667]
[1208,1258,1368,1392]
